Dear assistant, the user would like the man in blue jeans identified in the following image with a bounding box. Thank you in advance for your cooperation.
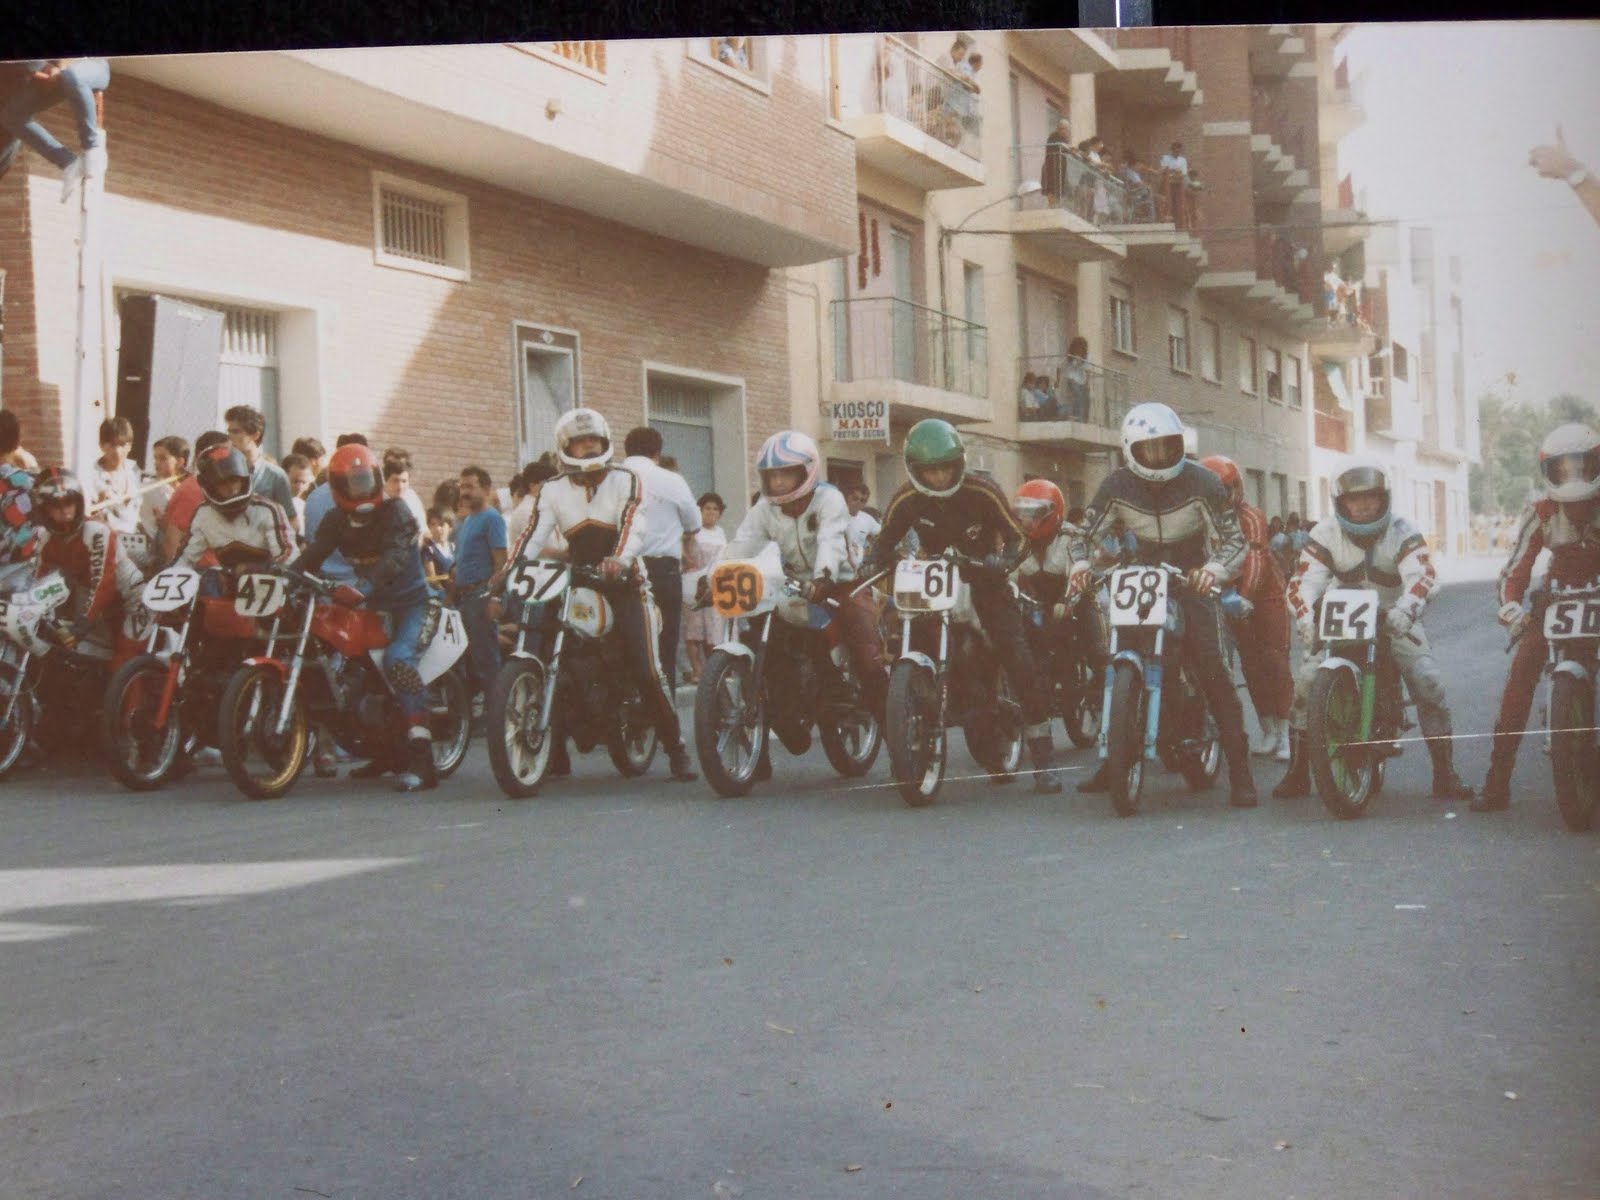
[451,466,507,710]
[0,59,111,201]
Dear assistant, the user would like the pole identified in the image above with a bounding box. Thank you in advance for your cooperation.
[71,128,107,485]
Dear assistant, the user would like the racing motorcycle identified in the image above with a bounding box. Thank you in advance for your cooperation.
[485,559,661,798]
[1524,585,1600,832]
[1018,588,1101,750]
[0,561,74,778]
[1096,562,1225,817]
[882,551,1025,807]
[1304,585,1409,819]
[692,558,881,797]
[215,566,472,799]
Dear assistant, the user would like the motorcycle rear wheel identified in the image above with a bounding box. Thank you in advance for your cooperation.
[607,693,659,778]
[695,649,766,797]
[1063,657,1102,748]
[218,664,309,800]
[103,655,183,792]
[0,681,33,781]
[1308,668,1375,820]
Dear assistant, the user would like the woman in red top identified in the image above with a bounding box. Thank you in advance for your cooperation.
[1201,456,1293,761]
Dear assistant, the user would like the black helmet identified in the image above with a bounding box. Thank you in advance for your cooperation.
[30,467,85,537]
[196,444,253,512]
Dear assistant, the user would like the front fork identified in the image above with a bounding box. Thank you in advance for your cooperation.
[1096,625,1166,762]
[0,645,31,729]
[267,602,316,737]
[149,607,197,731]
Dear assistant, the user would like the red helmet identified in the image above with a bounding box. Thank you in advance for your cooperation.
[1011,479,1065,546]
[328,443,383,516]
[1200,454,1243,505]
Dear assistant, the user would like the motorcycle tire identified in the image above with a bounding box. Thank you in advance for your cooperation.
[886,660,944,807]
[103,654,184,792]
[607,692,659,778]
[694,649,766,797]
[0,686,33,781]
[427,667,472,780]
[1063,657,1102,749]
[1549,671,1599,832]
[486,657,552,798]
[1308,667,1376,820]
[963,666,1024,780]
[217,663,309,801]
[819,706,881,779]
[1179,693,1222,793]
[1106,661,1146,818]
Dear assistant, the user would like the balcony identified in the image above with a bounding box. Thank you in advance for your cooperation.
[1015,354,1131,450]
[1098,28,1202,109]
[1314,409,1350,453]
[1249,25,1307,79]
[831,297,992,424]
[1006,146,1128,264]
[1011,29,1120,77]
[1322,204,1371,257]
[834,35,985,192]
[1250,133,1308,205]
[1307,312,1378,358]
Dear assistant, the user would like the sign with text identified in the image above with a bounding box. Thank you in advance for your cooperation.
[829,398,889,442]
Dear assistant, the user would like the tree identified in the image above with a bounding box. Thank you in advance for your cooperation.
[1470,393,1599,516]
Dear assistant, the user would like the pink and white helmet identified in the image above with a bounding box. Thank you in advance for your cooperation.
[755,431,821,505]
[1538,423,1600,502]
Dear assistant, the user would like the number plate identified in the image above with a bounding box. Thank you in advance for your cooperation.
[1108,567,1169,627]
[893,560,960,613]
[1543,597,1600,640]
[1318,588,1381,642]
[710,560,767,617]
[28,576,69,610]
[505,559,568,603]
[234,573,289,617]
[142,566,201,613]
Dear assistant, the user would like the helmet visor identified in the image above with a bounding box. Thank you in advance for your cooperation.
[1011,497,1055,533]
[332,463,381,506]
[760,465,808,499]
[1542,451,1600,488]
[910,457,964,492]
[1130,434,1185,474]
[1334,464,1387,497]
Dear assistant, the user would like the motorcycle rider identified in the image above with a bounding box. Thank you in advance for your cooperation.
[505,407,698,783]
[1012,478,1105,713]
[860,418,1062,794]
[1065,403,1257,807]
[1477,423,1600,812]
[1200,455,1294,762]
[291,443,438,793]
[719,431,887,780]
[1274,458,1474,802]
[170,443,296,574]
[31,467,149,669]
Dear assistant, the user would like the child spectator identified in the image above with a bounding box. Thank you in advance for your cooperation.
[681,492,728,685]
[280,451,313,538]
[139,433,189,552]
[91,416,143,535]
[0,409,38,471]
[423,507,455,582]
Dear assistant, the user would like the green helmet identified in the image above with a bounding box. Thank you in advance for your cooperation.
[904,419,966,498]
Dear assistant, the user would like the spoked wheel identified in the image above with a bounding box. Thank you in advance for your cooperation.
[607,692,659,778]
[217,664,308,800]
[964,666,1024,779]
[1180,697,1222,792]
[103,655,183,791]
[886,660,945,807]
[1106,661,1146,818]
[694,650,767,797]
[1550,671,1599,832]
[1064,657,1102,749]
[1308,668,1375,820]
[427,668,472,779]
[487,658,553,798]
[0,678,34,781]
[820,703,881,778]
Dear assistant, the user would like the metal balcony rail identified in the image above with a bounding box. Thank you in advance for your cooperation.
[875,36,982,161]
[1016,353,1131,427]
[831,296,988,398]
[1013,144,1171,227]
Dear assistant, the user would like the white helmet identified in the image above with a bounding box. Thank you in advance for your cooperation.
[1120,403,1187,482]
[755,431,822,506]
[555,407,613,475]
[1538,423,1600,502]
[1331,457,1392,545]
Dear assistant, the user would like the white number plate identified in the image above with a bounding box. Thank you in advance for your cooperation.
[1108,567,1169,627]
[1318,588,1381,642]
[234,573,288,617]
[1543,597,1600,640]
[27,576,69,611]
[893,560,960,613]
[505,560,569,603]
[142,566,200,613]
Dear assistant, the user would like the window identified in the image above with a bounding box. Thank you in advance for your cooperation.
[1273,472,1289,518]
[1110,287,1135,356]
[515,323,580,467]
[1247,468,1267,510]
[1393,342,1410,381]
[692,36,771,91]
[1198,319,1220,382]
[1265,346,1283,402]
[372,172,470,282]
[1239,335,1258,394]
[1298,480,1308,520]
[1285,354,1302,408]
[1167,307,1190,373]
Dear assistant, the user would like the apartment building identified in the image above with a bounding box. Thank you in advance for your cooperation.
[0,39,858,526]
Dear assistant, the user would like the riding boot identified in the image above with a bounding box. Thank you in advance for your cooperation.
[547,735,572,778]
[1224,724,1257,808]
[1472,742,1513,812]
[1427,735,1475,802]
[754,740,772,782]
[1028,733,1062,794]
[1251,715,1279,757]
[667,741,699,783]
[394,734,438,793]
[1272,730,1312,799]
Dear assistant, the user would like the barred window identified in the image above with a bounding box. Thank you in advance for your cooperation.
[372,172,470,281]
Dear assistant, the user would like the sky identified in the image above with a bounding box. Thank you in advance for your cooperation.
[1340,21,1600,413]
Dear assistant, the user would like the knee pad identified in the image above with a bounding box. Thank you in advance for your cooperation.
[387,659,424,696]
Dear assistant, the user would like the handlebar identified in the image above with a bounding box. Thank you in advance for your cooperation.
[262,562,339,597]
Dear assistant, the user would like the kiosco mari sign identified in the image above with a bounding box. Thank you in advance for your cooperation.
[829,398,889,442]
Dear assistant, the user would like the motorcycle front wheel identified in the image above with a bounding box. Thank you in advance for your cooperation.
[0,678,33,781]
[1308,667,1375,820]
[963,665,1024,779]
[694,649,766,797]
[820,704,881,779]
[103,655,183,792]
[886,660,945,807]
[1106,661,1146,818]
[1549,671,1599,832]
[487,658,552,798]
[218,663,309,800]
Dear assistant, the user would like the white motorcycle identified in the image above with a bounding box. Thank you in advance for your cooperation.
[0,562,78,778]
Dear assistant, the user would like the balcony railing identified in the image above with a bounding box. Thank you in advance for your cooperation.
[1314,409,1349,452]
[1013,144,1194,228]
[1016,354,1131,429]
[544,41,606,74]
[832,296,987,398]
[873,36,982,161]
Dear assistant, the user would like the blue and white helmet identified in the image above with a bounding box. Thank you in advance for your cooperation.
[756,431,821,505]
[1120,402,1187,482]
[1331,457,1392,545]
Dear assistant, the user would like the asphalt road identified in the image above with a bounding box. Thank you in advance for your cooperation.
[2,576,1596,1200]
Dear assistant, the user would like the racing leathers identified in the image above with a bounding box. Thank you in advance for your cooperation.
[1282,513,1471,799]
[173,495,296,576]
[1232,497,1294,739]
[508,463,696,780]
[1480,497,1600,809]
[38,518,148,668]
[863,471,1058,784]
[1067,459,1256,805]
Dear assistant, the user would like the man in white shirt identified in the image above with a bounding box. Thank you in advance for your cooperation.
[1158,140,1191,229]
[844,479,881,565]
[622,426,701,693]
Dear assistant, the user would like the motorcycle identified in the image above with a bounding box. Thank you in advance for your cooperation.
[1304,586,1410,819]
[0,562,74,778]
[692,559,881,797]
[485,559,661,798]
[1096,562,1225,817]
[882,552,1025,808]
[215,566,472,799]
[100,562,271,791]
[1018,588,1102,750]
[1526,585,1600,832]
